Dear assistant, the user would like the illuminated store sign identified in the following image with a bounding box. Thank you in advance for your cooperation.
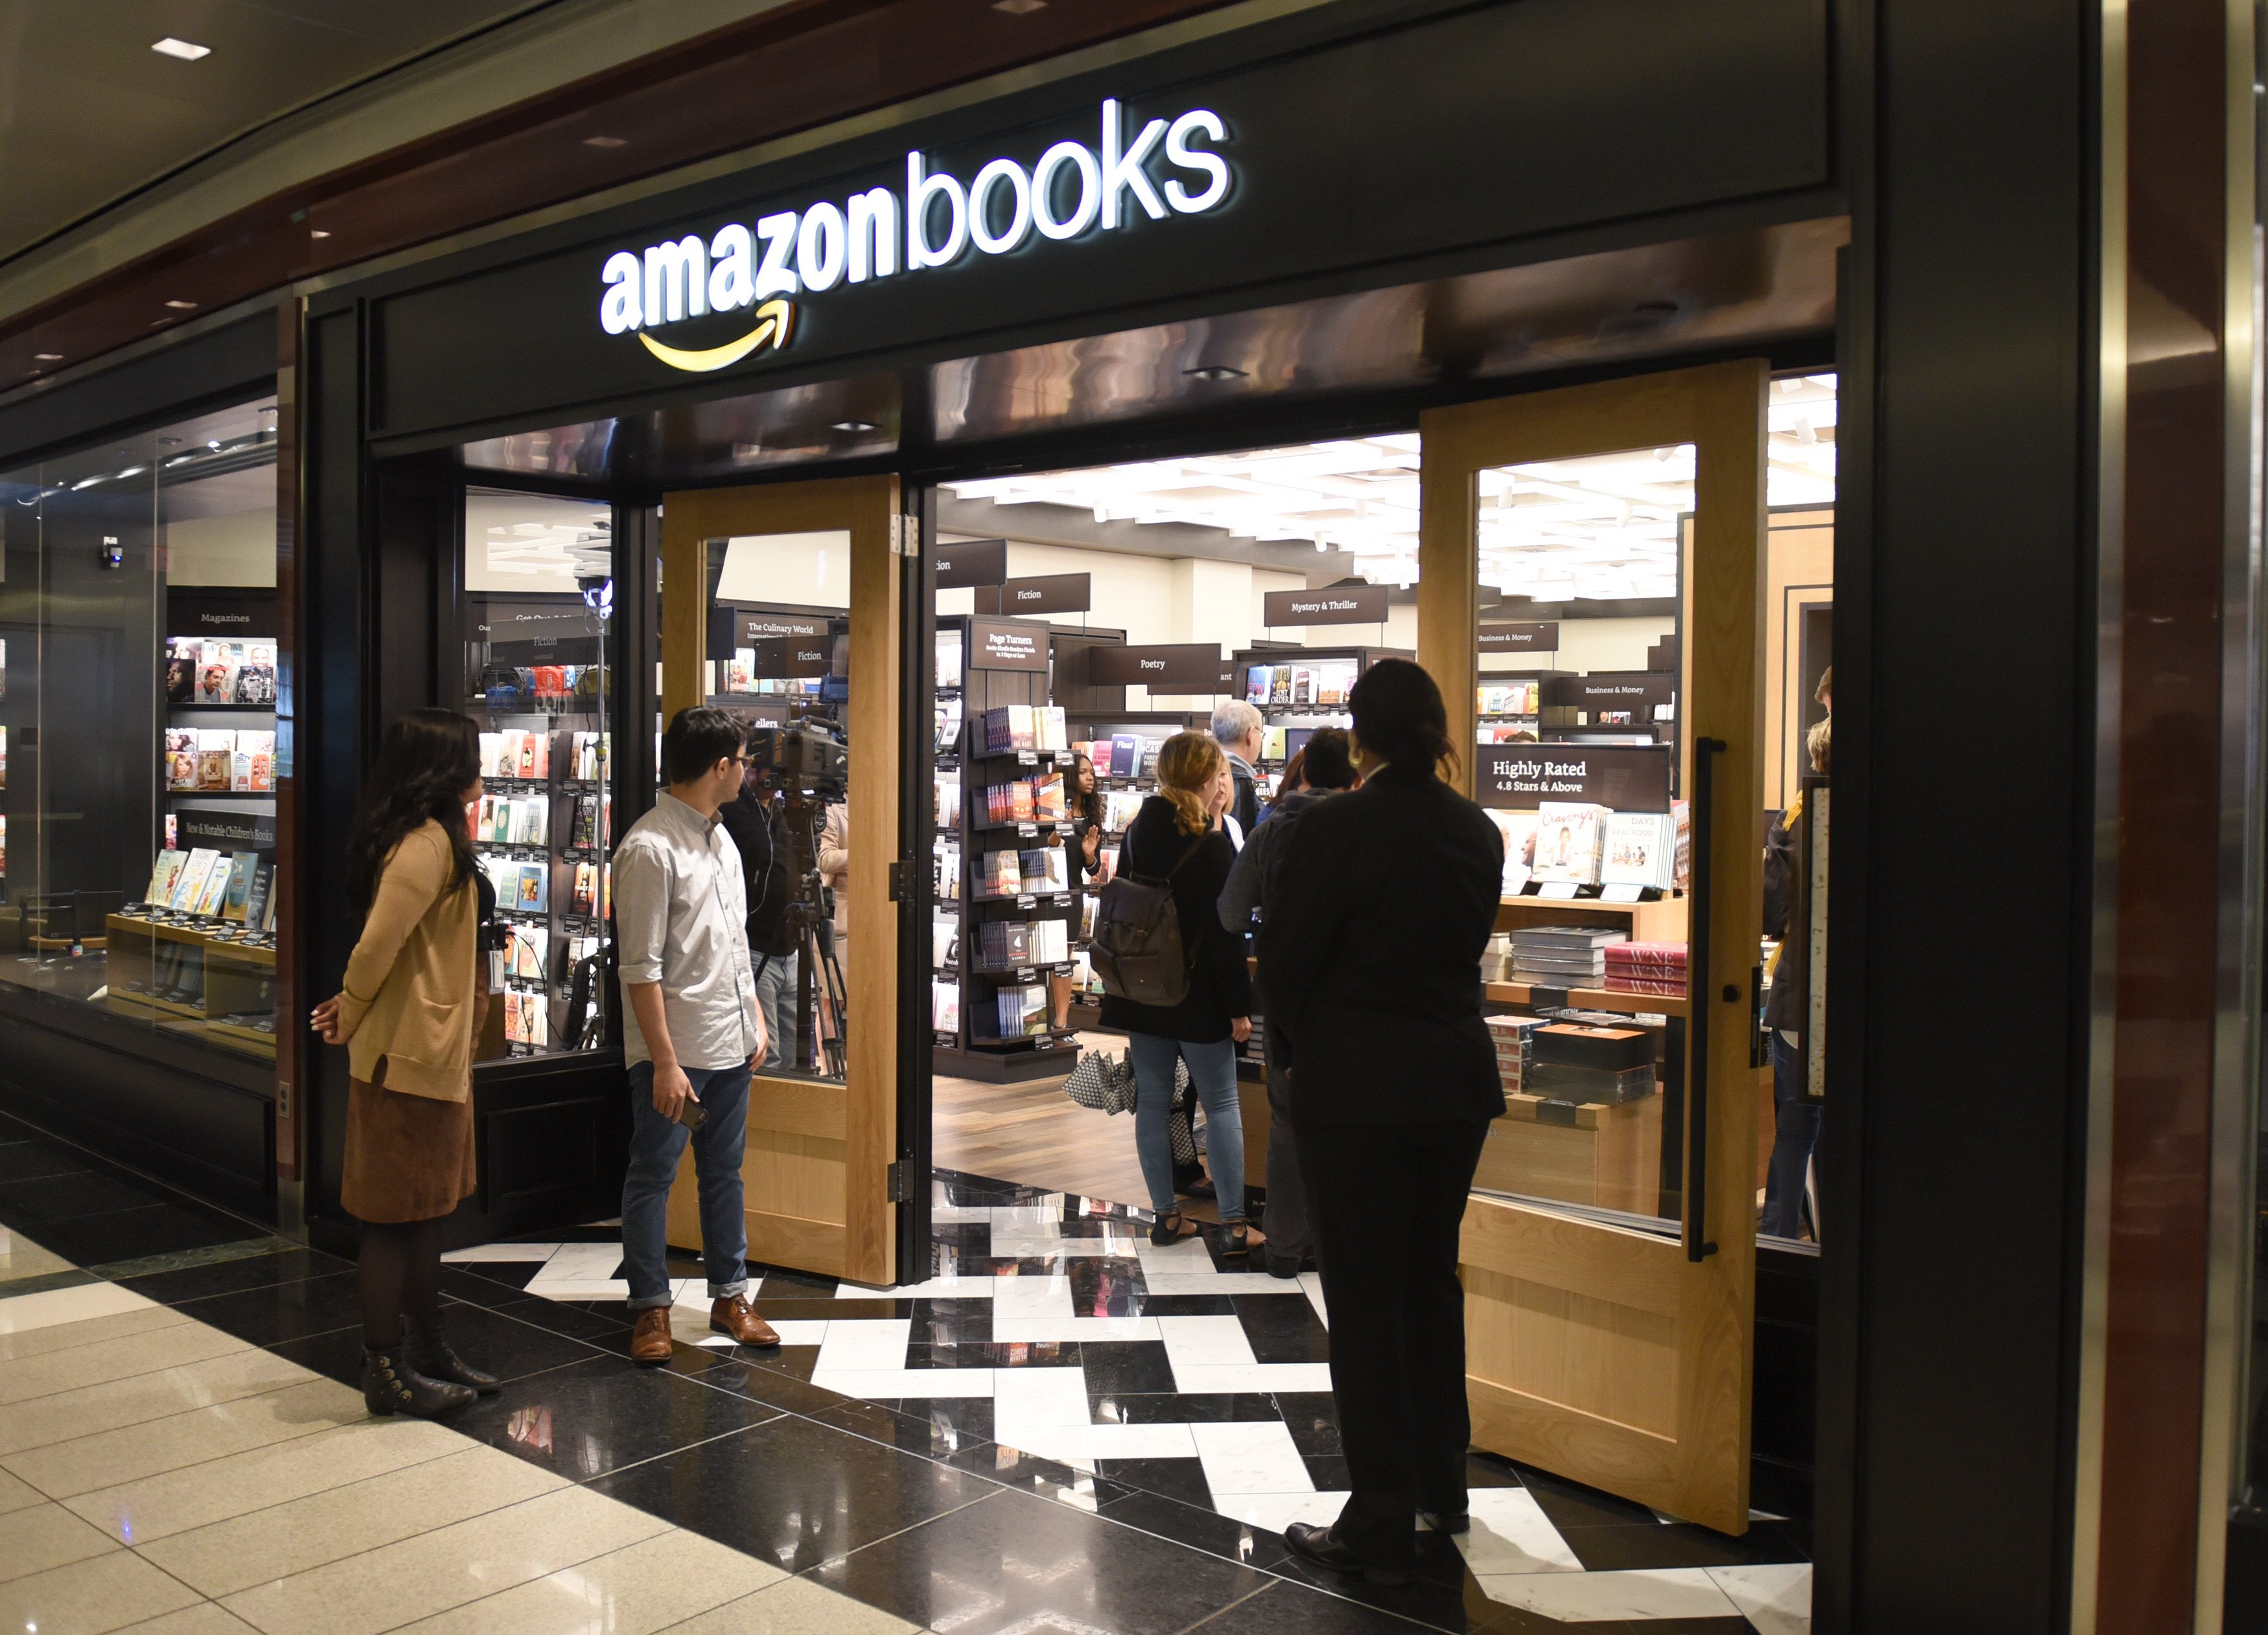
[600,99,1231,371]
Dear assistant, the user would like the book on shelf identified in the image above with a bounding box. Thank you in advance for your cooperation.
[195,642,238,704]
[995,982,1049,1038]
[1110,734,1142,778]
[192,850,237,916]
[931,976,961,1032]
[235,643,277,705]
[165,730,198,791]
[935,696,964,754]
[1032,918,1069,964]
[241,857,274,931]
[1533,1021,1655,1073]
[145,850,189,905]
[934,774,962,829]
[933,837,962,896]
[932,912,959,969]
[570,861,599,916]
[165,641,196,704]
[1524,1060,1656,1105]
[1485,811,1538,895]
[935,631,964,691]
[173,849,221,913]
[1078,894,1098,940]
[1530,800,1606,885]
[196,730,235,791]
[220,852,259,921]
[984,849,1021,896]
[1019,844,1069,894]
[1599,811,1676,890]
[514,861,550,914]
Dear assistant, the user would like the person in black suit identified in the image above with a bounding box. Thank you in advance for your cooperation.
[1258,658,1505,1583]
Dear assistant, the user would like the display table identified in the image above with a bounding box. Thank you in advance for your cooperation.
[1475,1090,1661,1216]
[1495,892,1689,944]
[104,912,277,1058]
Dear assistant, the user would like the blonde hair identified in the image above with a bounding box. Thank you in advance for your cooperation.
[1807,716,1832,774]
[1154,732,1225,835]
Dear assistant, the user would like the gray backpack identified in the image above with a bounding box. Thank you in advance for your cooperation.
[1089,823,1207,1007]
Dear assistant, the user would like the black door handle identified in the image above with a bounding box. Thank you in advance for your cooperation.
[1687,737,1724,1263]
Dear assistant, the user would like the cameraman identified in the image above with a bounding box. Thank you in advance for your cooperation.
[718,744,803,1074]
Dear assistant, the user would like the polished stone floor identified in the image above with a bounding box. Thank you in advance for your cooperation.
[0,1109,1811,1634]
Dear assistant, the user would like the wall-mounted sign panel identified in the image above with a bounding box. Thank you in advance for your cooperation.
[167,591,278,639]
[977,574,1091,616]
[1547,672,1676,710]
[1263,585,1388,627]
[970,617,1047,671]
[1088,644,1223,691]
[176,809,279,853]
[746,636,834,677]
[1479,621,1560,652]
[935,539,1008,588]
[1477,742,1672,813]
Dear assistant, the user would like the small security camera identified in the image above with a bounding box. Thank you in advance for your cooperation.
[99,536,123,569]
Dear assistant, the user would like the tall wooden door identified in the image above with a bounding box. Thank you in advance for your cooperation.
[1418,361,1766,1533]
[657,476,901,1289]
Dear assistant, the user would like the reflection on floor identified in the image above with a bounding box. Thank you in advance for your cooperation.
[0,1102,1812,1634]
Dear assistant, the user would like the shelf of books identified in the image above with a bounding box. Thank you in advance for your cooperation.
[116,847,279,1058]
[1232,646,1407,800]
[475,719,610,1058]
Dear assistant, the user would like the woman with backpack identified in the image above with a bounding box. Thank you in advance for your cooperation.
[1096,731,1266,1253]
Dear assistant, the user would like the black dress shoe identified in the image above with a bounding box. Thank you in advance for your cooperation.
[1417,1508,1469,1534]
[1284,1522,1412,1586]
[1265,1252,1302,1280]
[405,1317,500,1394]
[362,1347,476,1419]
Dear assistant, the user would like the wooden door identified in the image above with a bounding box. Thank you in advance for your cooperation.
[657,476,901,1288]
[1419,361,1766,1533]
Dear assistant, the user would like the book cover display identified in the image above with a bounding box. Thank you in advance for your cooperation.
[1530,802,1606,885]
[475,716,611,1059]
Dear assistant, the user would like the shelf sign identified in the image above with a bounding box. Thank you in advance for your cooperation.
[176,810,277,852]
[734,611,826,642]
[1476,742,1672,813]
[935,539,1008,588]
[1479,621,1559,652]
[599,100,1232,374]
[748,636,833,677]
[1549,672,1676,708]
[1087,643,1223,690]
[977,574,1090,615]
[971,618,1047,671]
[1263,585,1387,627]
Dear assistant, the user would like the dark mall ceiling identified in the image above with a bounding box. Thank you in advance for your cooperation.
[0,0,553,265]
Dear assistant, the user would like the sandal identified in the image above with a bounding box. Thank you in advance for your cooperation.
[1223,1222,1268,1256]
[1150,1211,1204,1247]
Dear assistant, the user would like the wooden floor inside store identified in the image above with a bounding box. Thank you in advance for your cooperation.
[931,1034,1226,1222]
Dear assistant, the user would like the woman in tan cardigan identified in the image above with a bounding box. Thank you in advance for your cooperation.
[310,708,496,1419]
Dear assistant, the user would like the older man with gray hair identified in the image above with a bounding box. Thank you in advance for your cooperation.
[1210,699,1264,836]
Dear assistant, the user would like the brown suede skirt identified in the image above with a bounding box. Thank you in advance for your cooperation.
[340,1067,474,1224]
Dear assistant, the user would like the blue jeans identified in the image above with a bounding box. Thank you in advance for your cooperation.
[622,1061,752,1310]
[752,949,800,1073]
[1129,1032,1247,1222]
[1761,1031,1821,1240]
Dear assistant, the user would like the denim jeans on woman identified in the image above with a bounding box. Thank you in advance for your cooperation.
[1129,1032,1246,1222]
[621,1060,752,1310]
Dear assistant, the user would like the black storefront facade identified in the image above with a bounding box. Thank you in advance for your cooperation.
[1,0,2254,1629]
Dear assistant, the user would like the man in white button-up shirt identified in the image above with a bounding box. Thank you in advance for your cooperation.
[616,707,779,1364]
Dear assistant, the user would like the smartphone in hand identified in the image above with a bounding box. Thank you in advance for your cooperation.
[676,1098,707,1132]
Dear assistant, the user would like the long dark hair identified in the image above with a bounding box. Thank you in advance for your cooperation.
[1068,752,1104,828]
[347,709,480,918]
[1349,658,1458,778]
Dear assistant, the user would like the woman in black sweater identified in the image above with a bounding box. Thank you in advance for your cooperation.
[1259,659,1505,1583]
[1098,732,1264,1253]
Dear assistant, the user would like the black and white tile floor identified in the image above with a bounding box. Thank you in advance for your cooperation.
[446,1168,1813,1634]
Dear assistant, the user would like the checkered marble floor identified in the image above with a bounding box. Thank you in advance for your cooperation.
[446,1168,1812,1633]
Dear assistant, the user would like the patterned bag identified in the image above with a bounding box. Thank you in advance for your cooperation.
[1063,1047,1137,1115]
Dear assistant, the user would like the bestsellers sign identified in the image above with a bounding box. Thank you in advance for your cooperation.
[599,99,1231,373]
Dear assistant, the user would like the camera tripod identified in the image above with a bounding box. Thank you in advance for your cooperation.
[757,789,848,1077]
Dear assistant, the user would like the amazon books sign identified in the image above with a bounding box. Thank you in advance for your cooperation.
[599,99,1232,373]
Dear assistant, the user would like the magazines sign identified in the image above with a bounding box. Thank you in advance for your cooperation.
[1477,743,1672,813]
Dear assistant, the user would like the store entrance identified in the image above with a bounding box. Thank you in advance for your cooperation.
[656,476,904,1289]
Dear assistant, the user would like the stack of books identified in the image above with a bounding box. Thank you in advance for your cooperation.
[993,982,1050,1038]
[1483,1014,1539,1096]
[1603,940,1687,994]
[979,705,1069,754]
[1527,1021,1658,1104]
[1508,925,1627,982]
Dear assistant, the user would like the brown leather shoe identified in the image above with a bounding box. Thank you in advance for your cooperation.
[710,1294,780,1348]
[630,1306,673,1365]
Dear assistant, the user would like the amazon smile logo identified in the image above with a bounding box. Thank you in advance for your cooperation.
[636,299,794,373]
[600,97,1230,374]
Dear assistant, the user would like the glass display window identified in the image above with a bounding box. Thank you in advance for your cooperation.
[463,488,615,1060]
[0,395,279,1063]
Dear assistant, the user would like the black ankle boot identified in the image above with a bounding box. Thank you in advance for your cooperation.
[405,1317,499,1394]
[362,1345,476,1418]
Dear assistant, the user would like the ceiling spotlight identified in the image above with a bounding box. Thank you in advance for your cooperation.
[164,299,197,310]
[583,135,628,149]
[1183,365,1246,382]
[33,353,60,362]
[832,419,878,432]
[993,0,1048,12]
[309,229,331,240]
[151,37,211,60]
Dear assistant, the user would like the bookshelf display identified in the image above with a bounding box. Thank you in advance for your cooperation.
[1232,645,1409,800]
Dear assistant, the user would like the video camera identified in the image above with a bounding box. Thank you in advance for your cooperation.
[746,725,848,793]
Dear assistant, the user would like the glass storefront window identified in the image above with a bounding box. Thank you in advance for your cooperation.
[463,489,614,1060]
[0,397,279,1062]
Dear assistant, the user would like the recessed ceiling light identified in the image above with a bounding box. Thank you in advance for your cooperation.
[33,352,60,362]
[583,135,627,149]
[152,37,211,60]
[309,229,331,240]
[993,0,1048,12]
[164,299,197,310]
[1183,365,1245,382]
[833,419,878,432]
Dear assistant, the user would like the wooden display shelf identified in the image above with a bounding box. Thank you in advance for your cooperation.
[934,1039,1079,1084]
[1496,892,1689,944]
[104,913,275,1058]
[1474,1089,1663,1218]
[1484,979,1689,1020]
